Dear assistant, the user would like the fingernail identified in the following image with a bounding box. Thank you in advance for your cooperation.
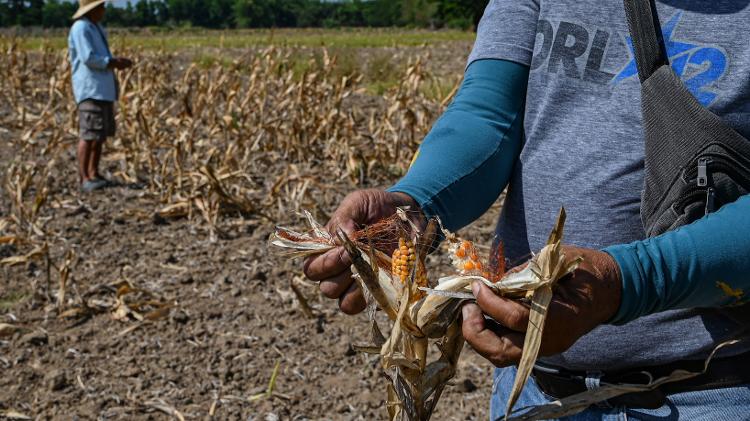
[462,305,471,319]
[471,281,480,297]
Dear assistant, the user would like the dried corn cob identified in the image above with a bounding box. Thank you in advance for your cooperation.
[452,239,485,274]
[391,237,427,289]
[448,238,507,282]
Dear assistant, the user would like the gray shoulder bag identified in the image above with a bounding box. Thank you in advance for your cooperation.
[624,0,750,237]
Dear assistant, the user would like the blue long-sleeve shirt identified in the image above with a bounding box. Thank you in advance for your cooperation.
[389,58,750,326]
[388,59,527,232]
[68,18,117,104]
[605,195,750,324]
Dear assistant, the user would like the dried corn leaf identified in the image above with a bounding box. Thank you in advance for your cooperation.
[144,399,185,421]
[157,202,190,219]
[0,323,23,338]
[0,235,20,244]
[505,209,580,419]
[118,321,147,336]
[270,226,334,258]
[0,244,45,266]
[505,284,552,418]
[58,306,96,320]
[339,229,398,319]
[57,249,76,310]
[302,210,330,240]
[144,304,173,321]
[0,410,32,420]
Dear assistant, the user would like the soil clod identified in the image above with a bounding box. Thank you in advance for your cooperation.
[45,370,68,392]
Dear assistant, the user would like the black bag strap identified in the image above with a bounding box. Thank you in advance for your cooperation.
[623,0,669,82]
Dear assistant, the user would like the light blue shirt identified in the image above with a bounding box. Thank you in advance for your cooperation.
[68,18,117,104]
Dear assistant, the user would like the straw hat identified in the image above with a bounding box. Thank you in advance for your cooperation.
[72,0,108,20]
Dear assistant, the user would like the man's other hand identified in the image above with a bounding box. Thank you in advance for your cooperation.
[109,57,133,70]
[303,189,424,315]
[461,246,622,367]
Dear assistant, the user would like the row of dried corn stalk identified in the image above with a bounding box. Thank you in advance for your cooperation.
[0,36,451,320]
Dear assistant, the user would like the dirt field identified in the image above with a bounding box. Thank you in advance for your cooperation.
[0,30,505,420]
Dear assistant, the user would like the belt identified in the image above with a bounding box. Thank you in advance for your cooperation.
[531,351,750,409]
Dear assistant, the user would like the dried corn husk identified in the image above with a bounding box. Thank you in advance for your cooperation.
[271,208,578,420]
[412,208,580,420]
[0,323,24,338]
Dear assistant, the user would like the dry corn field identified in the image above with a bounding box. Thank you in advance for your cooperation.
[0,31,506,420]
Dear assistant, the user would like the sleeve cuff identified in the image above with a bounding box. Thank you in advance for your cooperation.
[386,183,445,247]
[386,183,438,221]
[466,45,534,69]
[603,244,646,325]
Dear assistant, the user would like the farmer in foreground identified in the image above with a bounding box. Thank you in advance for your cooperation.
[304,1,750,419]
[68,0,132,192]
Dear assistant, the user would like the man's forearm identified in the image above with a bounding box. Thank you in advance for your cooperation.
[84,49,110,70]
[388,59,529,232]
[606,194,750,324]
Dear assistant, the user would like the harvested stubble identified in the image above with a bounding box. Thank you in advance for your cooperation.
[0,35,447,297]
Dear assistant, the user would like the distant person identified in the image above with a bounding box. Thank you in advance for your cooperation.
[68,0,132,192]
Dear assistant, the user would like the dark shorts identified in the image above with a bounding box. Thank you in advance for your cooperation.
[78,99,115,142]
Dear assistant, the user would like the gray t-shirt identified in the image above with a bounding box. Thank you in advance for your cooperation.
[469,0,750,370]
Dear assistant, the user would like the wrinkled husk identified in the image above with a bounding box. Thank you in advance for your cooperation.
[270,208,578,420]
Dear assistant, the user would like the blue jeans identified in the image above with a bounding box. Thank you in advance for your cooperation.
[490,366,750,420]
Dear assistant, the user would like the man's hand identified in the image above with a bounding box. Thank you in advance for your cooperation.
[109,57,133,70]
[461,246,622,367]
[303,189,424,315]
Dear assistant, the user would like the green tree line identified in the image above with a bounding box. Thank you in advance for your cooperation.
[0,0,485,29]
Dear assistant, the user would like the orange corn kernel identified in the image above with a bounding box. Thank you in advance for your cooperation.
[391,237,427,287]
[455,247,466,258]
